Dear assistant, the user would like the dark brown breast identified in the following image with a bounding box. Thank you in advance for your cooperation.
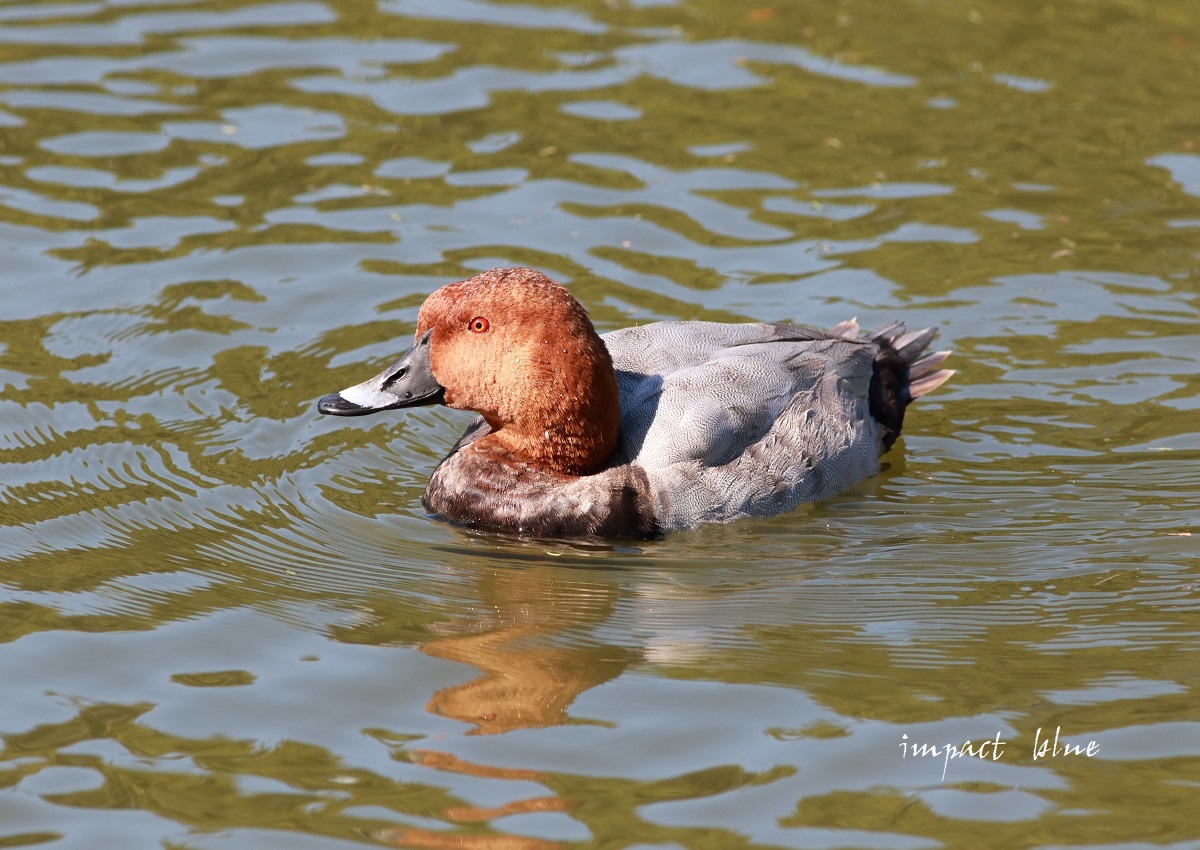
[422,437,659,540]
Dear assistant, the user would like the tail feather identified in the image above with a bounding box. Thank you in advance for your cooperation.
[892,328,937,362]
[865,320,905,344]
[837,318,952,450]
[910,349,952,380]
[910,368,956,399]
[829,317,860,338]
[827,318,954,399]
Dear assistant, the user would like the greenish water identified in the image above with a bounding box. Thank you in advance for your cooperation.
[2,0,1198,847]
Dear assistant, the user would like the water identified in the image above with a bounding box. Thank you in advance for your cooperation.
[2,0,1199,847]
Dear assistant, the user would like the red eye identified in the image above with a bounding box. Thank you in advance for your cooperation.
[469,317,489,333]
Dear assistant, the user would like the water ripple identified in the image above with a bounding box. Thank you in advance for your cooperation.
[1,2,1199,847]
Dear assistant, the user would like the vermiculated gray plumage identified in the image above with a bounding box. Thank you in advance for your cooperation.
[601,319,952,532]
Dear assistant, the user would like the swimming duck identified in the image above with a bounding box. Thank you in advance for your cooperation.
[317,267,952,538]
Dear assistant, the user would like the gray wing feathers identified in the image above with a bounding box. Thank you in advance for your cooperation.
[603,323,883,532]
[645,368,882,531]
[603,321,793,373]
[620,348,824,469]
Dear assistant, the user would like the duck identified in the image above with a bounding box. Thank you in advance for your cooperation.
[317,267,953,539]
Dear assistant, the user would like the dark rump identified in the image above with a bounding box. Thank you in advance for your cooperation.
[863,323,953,450]
[868,345,911,451]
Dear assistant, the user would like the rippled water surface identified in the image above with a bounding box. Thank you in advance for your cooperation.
[3,0,1199,847]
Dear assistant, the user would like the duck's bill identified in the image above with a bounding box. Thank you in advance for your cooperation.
[317,328,445,416]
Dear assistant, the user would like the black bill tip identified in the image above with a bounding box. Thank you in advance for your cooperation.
[317,393,369,416]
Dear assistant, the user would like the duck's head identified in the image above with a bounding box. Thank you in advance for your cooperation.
[317,268,620,475]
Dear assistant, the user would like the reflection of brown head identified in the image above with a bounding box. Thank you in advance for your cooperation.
[424,626,624,735]
[418,564,629,735]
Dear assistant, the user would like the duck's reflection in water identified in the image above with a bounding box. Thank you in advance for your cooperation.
[381,751,569,849]
[418,562,632,734]
[381,561,632,848]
